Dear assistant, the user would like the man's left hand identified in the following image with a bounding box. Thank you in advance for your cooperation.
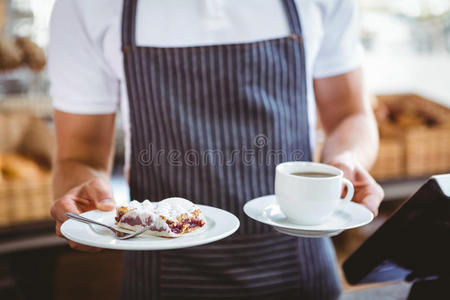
[326,154,384,216]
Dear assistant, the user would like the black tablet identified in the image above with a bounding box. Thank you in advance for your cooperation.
[343,174,450,284]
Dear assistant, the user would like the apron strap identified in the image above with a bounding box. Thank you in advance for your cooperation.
[122,0,138,49]
[281,0,304,36]
[121,0,304,49]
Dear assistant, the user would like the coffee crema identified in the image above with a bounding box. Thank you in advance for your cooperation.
[290,172,335,178]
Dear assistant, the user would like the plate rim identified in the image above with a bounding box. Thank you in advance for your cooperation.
[61,204,240,251]
[273,226,342,238]
[244,194,373,231]
[272,225,341,234]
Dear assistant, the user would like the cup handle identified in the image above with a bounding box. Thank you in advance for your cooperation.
[341,178,354,203]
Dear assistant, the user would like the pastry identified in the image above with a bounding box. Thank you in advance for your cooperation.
[0,153,49,181]
[15,37,46,72]
[0,37,24,71]
[115,197,206,238]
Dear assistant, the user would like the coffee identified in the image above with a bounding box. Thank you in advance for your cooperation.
[290,172,335,178]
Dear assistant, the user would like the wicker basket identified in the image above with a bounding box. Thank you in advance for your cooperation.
[0,111,54,226]
[0,177,53,226]
[405,127,450,176]
[369,139,404,180]
[370,94,450,180]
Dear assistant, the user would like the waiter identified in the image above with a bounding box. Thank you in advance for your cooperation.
[49,0,384,299]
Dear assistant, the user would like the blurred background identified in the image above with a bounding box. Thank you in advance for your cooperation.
[0,0,449,299]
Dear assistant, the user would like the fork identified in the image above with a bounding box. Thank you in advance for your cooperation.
[65,212,151,240]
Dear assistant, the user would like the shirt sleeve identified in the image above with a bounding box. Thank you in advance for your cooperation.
[312,0,363,78]
[48,0,119,114]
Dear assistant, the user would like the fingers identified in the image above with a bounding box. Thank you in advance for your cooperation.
[326,156,384,216]
[55,221,64,238]
[353,181,384,216]
[55,218,103,252]
[361,195,380,217]
[51,195,81,223]
[50,178,111,253]
[80,178,115,211]
[54,208,103,252]
[68,241,102,253]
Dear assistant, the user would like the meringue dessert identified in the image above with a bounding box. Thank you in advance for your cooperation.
[115,197,206,238]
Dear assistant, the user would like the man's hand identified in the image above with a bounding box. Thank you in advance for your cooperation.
[326,153,384,216]
[51,178,115,252]
[52,111,116,252]
[314,69,383,215]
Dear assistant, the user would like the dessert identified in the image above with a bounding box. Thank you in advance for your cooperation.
[115,197,206,238]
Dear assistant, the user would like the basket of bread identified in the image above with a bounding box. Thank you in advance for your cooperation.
[370,94,450,180]
[0,112,54,226]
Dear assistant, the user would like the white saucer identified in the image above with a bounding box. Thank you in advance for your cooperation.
[243,195,373,238]
[61,205,239,251]
[273,226,343,238]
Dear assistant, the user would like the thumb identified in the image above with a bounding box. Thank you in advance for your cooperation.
[81,178,116,211]
[361,194,381,217]
[97,198,116,211]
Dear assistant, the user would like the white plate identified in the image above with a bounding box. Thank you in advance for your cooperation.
[244,195,373,237]
[61,205,239,251]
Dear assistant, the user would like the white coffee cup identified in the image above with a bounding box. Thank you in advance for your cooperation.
[275,161,354,225]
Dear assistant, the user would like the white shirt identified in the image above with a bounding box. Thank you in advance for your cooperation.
[48,0,362,167]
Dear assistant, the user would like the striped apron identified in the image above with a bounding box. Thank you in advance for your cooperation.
[121,0,341,299]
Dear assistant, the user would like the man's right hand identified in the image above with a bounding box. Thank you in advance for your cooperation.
[51,177,115,252]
